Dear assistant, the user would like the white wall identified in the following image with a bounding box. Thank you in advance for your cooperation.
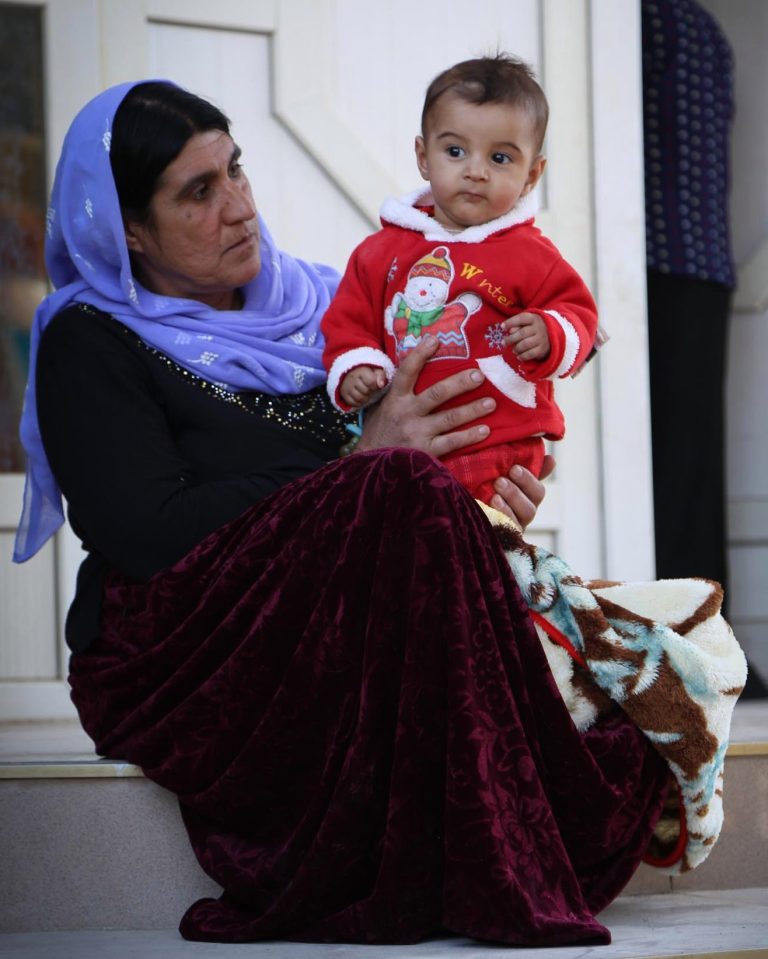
[701,0,768,681]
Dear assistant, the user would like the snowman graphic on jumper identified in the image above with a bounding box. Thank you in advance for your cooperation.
[384,246,481,360]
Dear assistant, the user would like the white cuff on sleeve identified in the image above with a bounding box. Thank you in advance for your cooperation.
[544,310,581,378]
[327,347,395,410]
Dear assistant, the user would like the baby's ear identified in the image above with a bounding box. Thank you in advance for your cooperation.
[415,136,430,181]
[522,155,547,196]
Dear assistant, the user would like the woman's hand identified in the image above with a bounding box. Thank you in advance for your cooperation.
[489,454,555,530]
[357,335,495,458]
[356,335,553,530]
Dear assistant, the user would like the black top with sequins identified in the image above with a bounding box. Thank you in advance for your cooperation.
[36,304,354,652]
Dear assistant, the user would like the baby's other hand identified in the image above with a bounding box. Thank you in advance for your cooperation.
[502,312,551,361]
[340,365,388,408]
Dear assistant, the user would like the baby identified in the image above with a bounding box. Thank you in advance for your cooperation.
[322,54,599,504]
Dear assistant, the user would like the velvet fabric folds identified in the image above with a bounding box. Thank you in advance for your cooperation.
[69,449,668,946]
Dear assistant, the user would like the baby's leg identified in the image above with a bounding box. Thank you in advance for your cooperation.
[446,439,546,507]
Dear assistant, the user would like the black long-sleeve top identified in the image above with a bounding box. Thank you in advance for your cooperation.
[36,304,352,651]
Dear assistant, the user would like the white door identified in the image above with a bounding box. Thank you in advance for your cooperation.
[0,0,653,721]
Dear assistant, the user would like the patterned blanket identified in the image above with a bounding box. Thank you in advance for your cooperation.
[481,504,748,874]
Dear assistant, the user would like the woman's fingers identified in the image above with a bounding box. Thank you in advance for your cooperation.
[359,336,496,454]
[358,389,494,454]
[387,335,439,396]
[420,392,494,454]
[428,421,491,459]
[489,455,556,530]
[392,338,487,412]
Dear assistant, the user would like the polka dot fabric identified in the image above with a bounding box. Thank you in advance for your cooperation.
[642,0,736,288]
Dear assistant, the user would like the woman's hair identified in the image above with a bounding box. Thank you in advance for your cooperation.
[110,81,231,221]
[421,54,549,153]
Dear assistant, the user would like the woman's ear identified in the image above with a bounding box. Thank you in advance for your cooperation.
[521,155,547,196]
[123,219,145,254]
[415,136,430,181]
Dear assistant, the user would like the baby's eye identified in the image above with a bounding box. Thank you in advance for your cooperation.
[446,145,465,159]
[491,152,512,165]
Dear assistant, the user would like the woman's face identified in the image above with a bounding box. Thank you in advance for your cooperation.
[124,130,261,310]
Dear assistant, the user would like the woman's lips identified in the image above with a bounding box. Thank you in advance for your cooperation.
[226,232,258,254]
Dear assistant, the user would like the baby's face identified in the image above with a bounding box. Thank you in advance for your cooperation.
[415,93,545,232]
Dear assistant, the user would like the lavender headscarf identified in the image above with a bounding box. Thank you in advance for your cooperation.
[14,80,338,562]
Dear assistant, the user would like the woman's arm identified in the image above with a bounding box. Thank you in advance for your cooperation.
[357,334,552,529]
[36,308,321,579]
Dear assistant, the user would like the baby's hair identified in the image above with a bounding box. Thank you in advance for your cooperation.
[421,53,549,153]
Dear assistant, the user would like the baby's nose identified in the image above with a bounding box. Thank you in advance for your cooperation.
[467,158,488,180]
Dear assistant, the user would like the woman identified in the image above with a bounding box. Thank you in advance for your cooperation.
[15,81,669,946]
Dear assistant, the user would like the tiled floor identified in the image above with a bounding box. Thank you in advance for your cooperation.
[0,888,766,958]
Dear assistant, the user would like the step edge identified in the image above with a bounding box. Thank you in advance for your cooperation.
[0,934,764,958]
[726,742,768,757]
[1,742,766,781]
[641,951,768,959]
[0,761,143,779]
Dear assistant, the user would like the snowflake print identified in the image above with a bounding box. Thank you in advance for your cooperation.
[175,333,192,345]
[85,198,93,218]
[289,362,312,387]
[102,129,112,151]
[46,206,56,239]
[484,322,506,351]
[190,351,218,366]
[127,279,139,304]
[196,334,213,341]
[290,332,306,345]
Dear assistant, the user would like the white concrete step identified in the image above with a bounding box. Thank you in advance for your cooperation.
[0,703,766,941]
[0,890,766,959]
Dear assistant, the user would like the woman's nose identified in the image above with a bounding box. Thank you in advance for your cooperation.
[223,180,257,222]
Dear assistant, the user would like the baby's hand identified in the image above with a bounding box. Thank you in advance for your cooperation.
[340,365,388,408]
[502,312,551,361]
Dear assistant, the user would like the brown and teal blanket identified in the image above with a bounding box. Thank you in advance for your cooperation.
[482,504,748,875]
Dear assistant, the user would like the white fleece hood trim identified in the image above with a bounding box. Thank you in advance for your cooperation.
[379,187,540,244]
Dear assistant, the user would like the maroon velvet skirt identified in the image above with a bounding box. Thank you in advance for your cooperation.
[69,448,668,946]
